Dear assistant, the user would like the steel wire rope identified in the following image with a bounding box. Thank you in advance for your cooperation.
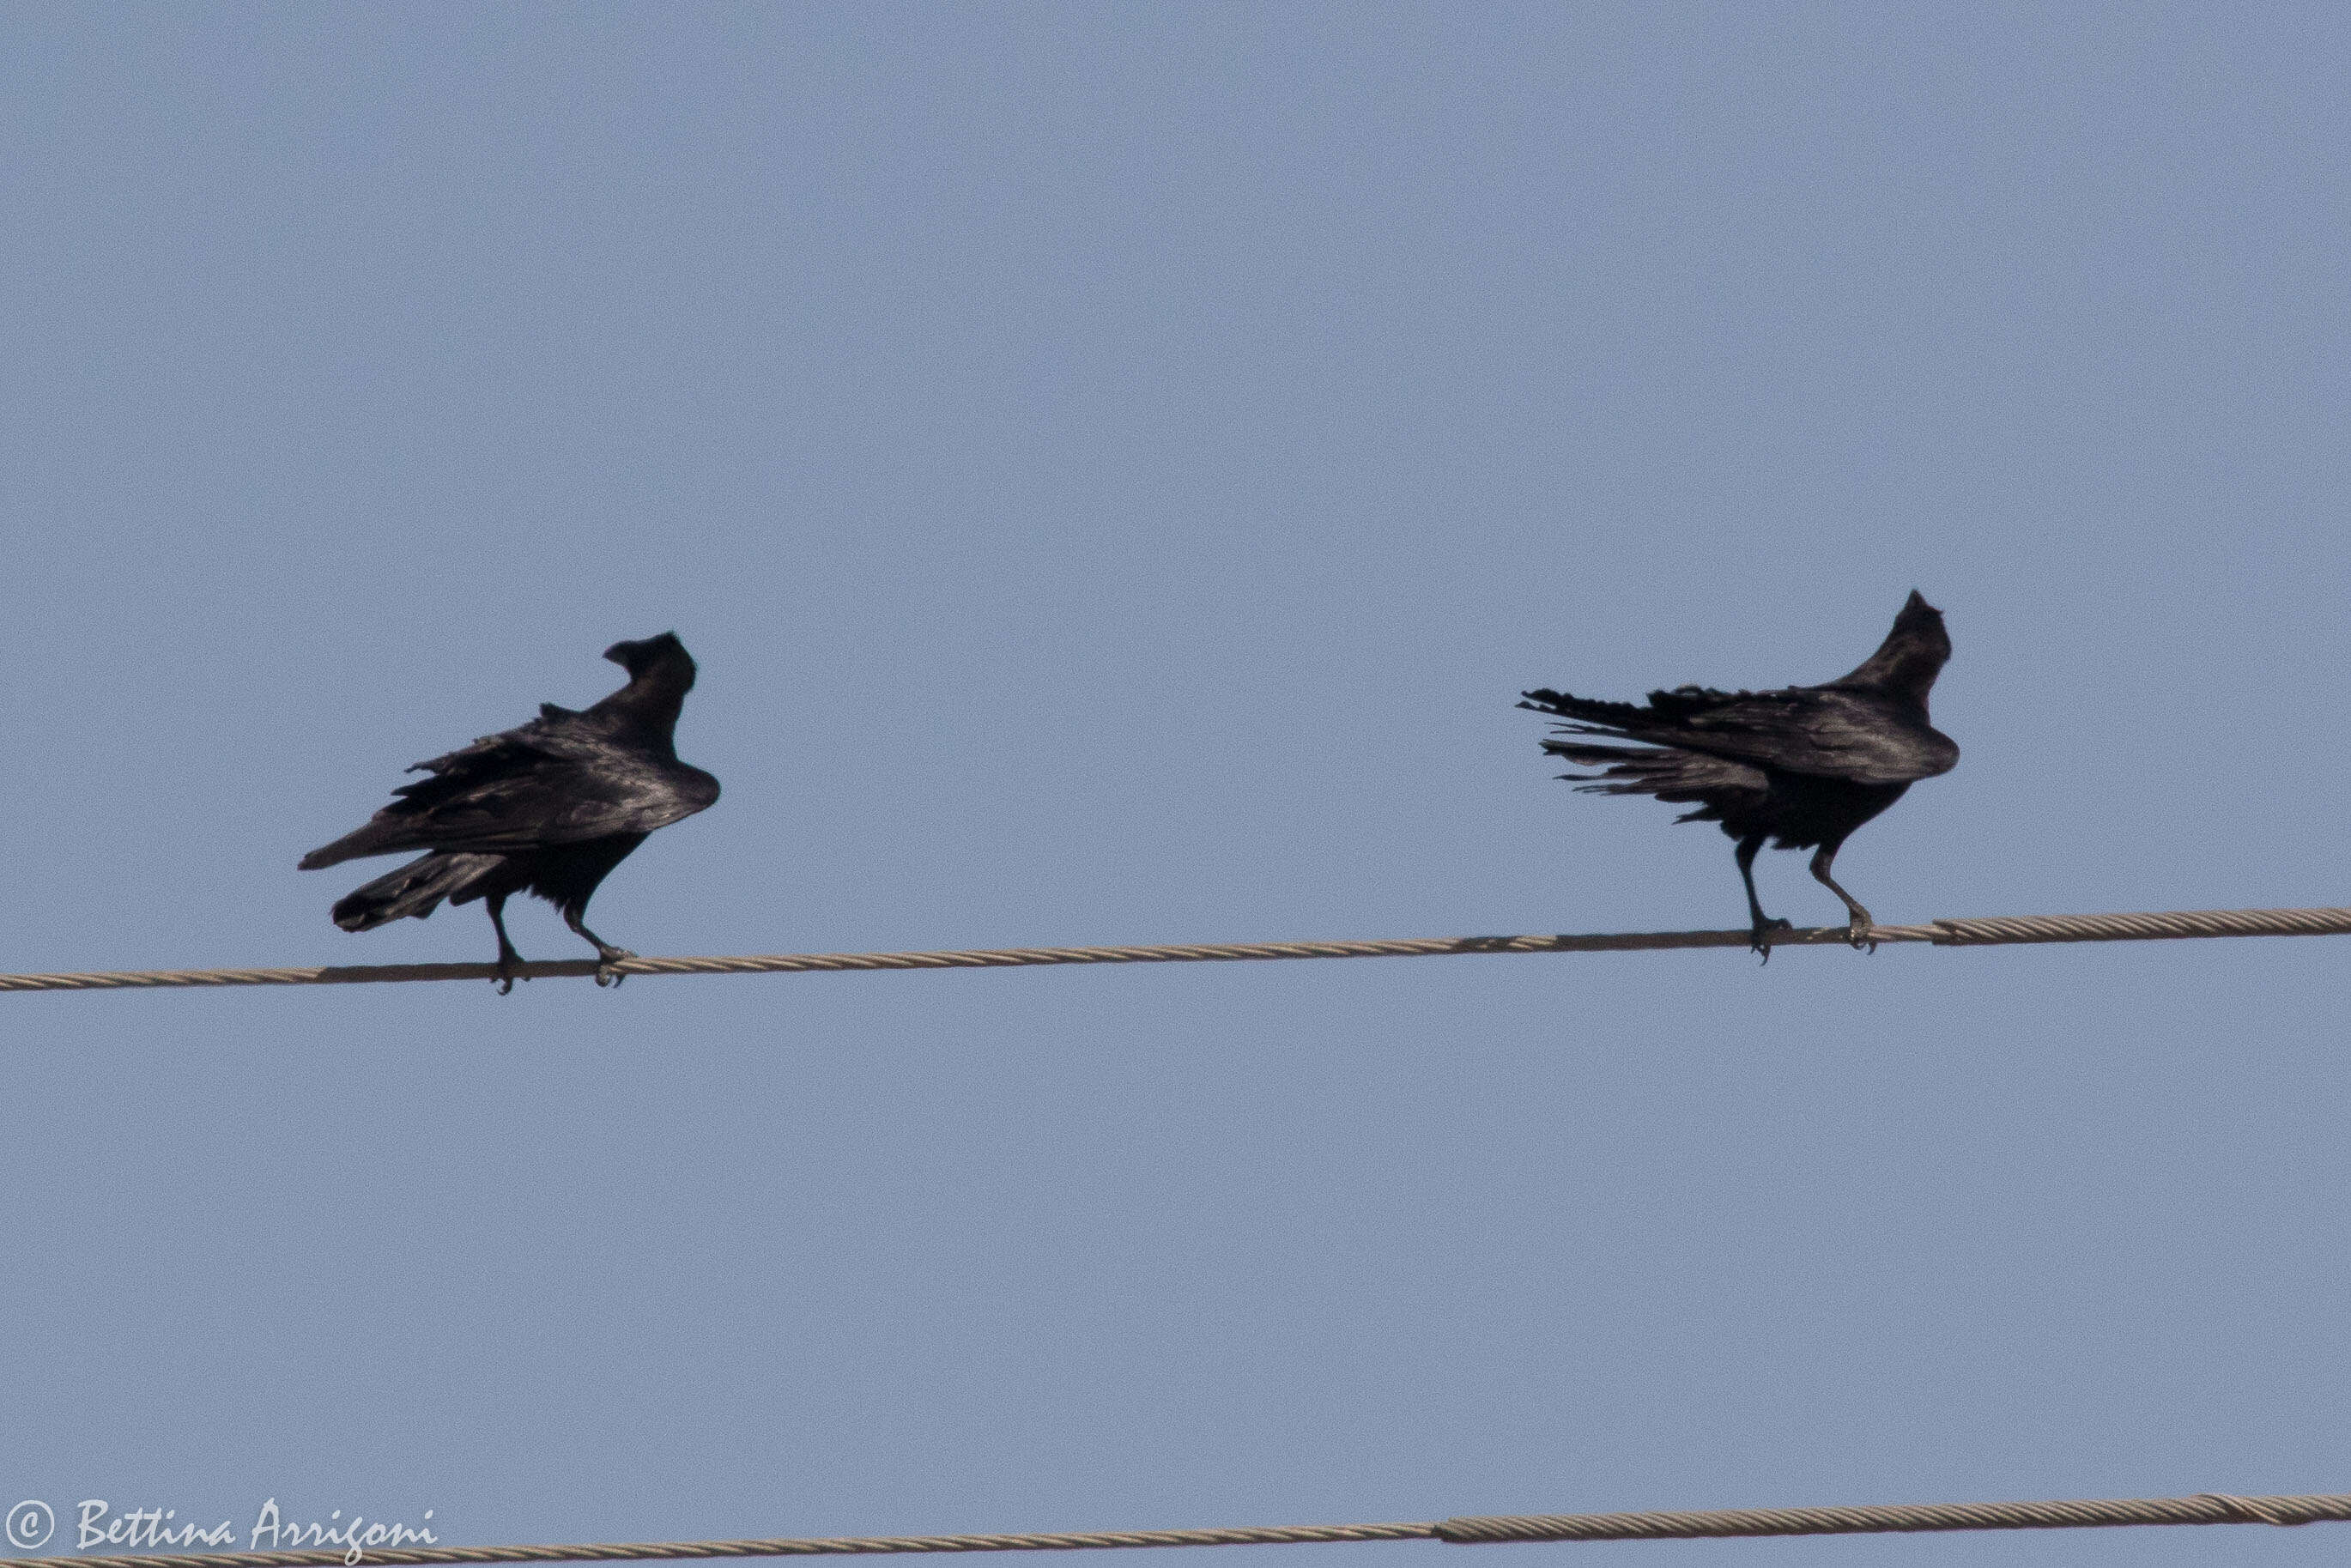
[2,905,2348,994]
[9,1490,2345,1568]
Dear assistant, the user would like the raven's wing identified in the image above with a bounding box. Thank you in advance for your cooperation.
[1523,686,1957,785]
[300,714,718,867]
[389,741,718,852]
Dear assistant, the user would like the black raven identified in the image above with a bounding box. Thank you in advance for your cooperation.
[1520,592,1957,955]
[300,633,720,990]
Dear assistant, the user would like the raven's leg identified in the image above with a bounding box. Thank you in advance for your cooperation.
[563,904,637,988]
[1736,833,1791,960]
[1809,843,1876,952]
[485,893,524,996]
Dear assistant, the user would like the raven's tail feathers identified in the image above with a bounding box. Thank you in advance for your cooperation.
[1538,737,1765,820]
[1518,688,1655,733]
[299,820,412,872]
[328,852,510,932]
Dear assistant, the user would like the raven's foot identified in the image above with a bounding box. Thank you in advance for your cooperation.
[494,948,526,995]
[1749,917,1795,964]
[1845,909,1878,954]
[593,945,638,988]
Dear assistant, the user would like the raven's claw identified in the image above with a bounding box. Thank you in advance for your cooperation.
[1750,916,1795,964]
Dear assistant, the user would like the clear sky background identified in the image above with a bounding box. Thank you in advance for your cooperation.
[3,5,2349,1565]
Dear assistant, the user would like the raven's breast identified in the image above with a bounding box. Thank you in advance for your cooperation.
[519,832,652,908]
[1759,776,1912,851]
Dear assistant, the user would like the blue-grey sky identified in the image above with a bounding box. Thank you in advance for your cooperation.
[4,5,2349,1565]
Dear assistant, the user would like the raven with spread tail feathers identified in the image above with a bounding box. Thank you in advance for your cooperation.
[1520,593,1957,955]
[300,633,720,990]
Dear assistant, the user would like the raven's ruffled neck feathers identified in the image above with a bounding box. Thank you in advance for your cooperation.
[1833,591,1950,708]
[589,633,697,748]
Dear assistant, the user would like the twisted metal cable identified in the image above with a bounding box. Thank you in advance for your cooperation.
[1930,905,2351,944]
[1,1523,1433,1568]
[1428,1489,2348,1542]
[2,905,2346,994]
[9,1491,2345,1568]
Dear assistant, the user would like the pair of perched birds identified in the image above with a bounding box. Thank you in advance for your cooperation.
[302,597,1956,985]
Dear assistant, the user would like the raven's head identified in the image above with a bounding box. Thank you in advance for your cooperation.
[594,633,700,742]
[1837,590,1950,705]
[603,632,696,689]
[1891,589,1948,644]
